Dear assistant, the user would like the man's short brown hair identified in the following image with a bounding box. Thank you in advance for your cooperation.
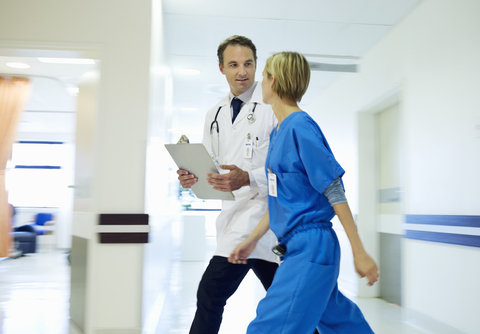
[217,35,257,66]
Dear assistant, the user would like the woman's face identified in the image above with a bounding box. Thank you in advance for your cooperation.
[261,68,274,104]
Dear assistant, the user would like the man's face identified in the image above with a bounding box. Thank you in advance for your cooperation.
[219,45,256,96]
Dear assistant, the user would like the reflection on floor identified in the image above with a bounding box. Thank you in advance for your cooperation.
[0,249,70,334]
[0,245,465,334]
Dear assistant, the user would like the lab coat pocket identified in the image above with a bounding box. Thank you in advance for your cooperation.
[251,137,269,168]
[230,198,265,235]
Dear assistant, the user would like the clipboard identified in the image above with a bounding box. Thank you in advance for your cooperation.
[165,143,235,200]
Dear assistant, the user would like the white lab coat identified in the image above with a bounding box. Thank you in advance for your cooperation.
[202,83,279,263]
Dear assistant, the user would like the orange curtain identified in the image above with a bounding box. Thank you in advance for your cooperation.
[0,77,31,257]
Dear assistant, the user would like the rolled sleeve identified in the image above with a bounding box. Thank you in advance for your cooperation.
[323,177,347,206]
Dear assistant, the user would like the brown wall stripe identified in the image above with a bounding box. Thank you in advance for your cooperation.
[99,214,149,225]
[98,214,149,244]
[99,233,148,244]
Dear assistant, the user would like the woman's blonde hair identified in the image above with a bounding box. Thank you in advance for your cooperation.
[264,52,310,102]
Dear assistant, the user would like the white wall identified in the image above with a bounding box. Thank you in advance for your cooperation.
[307,0,480,332]
[0,1,164,333]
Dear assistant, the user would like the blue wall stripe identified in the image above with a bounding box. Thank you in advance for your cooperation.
[405,215,480,228]
[18,141,64,144]
[14,165,62,169]
[405,230,480,248]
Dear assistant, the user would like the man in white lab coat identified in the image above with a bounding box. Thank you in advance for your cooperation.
[177,35,279,334]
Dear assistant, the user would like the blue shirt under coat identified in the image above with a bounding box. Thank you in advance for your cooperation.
[265,111,345,239]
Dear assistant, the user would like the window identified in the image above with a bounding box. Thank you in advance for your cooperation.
[6,141,74,208]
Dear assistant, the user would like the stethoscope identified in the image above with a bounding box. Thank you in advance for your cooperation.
[209,102,258,164]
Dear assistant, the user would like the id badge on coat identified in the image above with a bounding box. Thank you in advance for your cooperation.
[268,168,277,197]
[244,133,253,159]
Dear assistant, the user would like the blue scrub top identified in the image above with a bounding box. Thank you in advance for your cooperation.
[265,111,345,239]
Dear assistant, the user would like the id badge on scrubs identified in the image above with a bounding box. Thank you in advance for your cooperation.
[268,167,277,197]
[244,133,253,159]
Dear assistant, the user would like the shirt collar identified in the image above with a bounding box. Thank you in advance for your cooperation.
[229,81,257,105]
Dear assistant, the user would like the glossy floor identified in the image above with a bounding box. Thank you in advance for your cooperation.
[0,245,464,334]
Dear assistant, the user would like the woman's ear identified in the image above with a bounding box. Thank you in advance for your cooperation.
[270,76,275,88]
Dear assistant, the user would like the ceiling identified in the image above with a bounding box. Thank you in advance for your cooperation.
[0,56,96,136]
[163,0,421,141]
[0,0,422,140]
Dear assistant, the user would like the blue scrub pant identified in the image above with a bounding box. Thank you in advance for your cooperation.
[247,224,374,334]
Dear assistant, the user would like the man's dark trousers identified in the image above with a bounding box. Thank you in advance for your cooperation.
[189,256,278,334]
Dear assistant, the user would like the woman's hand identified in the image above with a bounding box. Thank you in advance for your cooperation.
[354,251,380,286]
[228,211,270,265]
[228,238,258,264]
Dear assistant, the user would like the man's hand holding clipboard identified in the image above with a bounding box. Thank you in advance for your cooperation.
[206,164,250,192]
[166,141,236,200]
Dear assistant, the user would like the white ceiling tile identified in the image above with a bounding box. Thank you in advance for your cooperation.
[333,23,393,56]
[280,21,348,55]
[353,0,423,25]
[291,0,370,22]
[162,0,376,23]
[163,0,286,19]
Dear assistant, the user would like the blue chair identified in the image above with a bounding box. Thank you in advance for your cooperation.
[13,224,37,254]
[32,213,55,235]
[9,204,36,255]
[30,213,57,250]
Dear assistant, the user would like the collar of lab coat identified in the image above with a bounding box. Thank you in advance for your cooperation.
[218,82,264,125]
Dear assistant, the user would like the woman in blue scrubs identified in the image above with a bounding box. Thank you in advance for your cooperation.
[229,52,379,333]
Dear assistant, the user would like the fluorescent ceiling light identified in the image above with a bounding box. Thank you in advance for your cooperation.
[6,62,30,69]
[177,68,201,75]
[37,57,95,64]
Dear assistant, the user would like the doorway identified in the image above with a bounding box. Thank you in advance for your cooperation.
[358,89,403,305]
[0,45,99,252]
[376,103,403,306]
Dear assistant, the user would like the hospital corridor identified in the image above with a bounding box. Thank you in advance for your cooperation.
[1,0,479,333]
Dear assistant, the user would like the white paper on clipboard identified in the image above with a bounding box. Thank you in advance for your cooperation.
[165,143,235,200]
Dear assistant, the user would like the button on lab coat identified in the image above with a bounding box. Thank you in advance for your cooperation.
[202,83,279,262]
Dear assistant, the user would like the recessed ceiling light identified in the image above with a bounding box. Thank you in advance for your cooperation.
[6,62,30,69]
[66,87,79,95]
[37,58,95,64]
[177,68,201,75]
